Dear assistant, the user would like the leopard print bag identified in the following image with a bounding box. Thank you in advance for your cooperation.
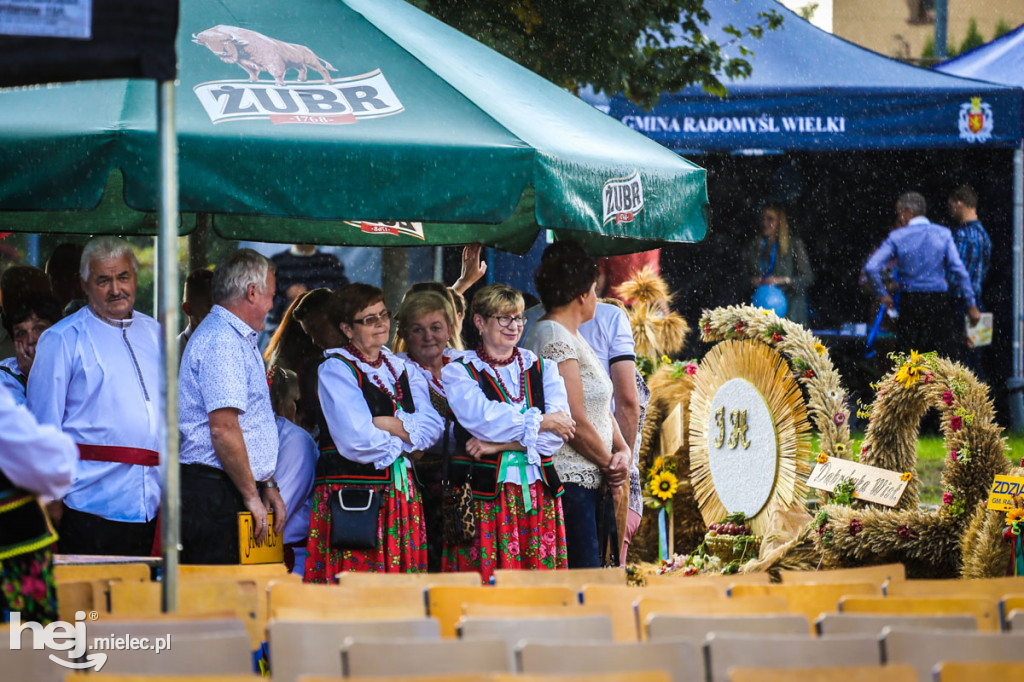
[442,468,476,545]
[440,417,476,545]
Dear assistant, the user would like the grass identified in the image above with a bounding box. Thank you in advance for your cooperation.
[811,432,1024,507]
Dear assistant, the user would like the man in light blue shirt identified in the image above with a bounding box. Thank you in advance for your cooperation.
[179,249,285,564]
[864,191,980,359]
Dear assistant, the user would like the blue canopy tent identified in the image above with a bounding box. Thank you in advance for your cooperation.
[583,0,1022,154]
[580,0,1024,425]
[936,25,1024,431]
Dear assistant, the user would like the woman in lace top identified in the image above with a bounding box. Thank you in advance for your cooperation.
[442,284,576,582]
[524,243,631,568]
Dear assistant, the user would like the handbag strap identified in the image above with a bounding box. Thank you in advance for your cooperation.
[596,488,620,568]
[441,415,452,486]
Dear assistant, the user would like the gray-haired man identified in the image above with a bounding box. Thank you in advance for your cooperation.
[28,236,161,556]
[178,249,285,564]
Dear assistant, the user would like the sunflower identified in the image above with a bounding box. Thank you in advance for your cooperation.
[816,453,829,464]
[1007,508,1024,526]
[651,471,679,501]
[909,349,923,364]
[895,363,923,388]
[900,471,912,481]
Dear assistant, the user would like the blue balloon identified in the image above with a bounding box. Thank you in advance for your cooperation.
[752,284,788,317]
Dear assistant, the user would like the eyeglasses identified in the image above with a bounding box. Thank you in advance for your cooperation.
[352,309,391,326]
[488,314,526,328]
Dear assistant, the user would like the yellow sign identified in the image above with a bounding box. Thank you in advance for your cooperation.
[237,511,284,565]
[986,475,1024,511]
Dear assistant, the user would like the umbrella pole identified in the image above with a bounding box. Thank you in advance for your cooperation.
[1009,144,1024,433]
[156,79,181,611]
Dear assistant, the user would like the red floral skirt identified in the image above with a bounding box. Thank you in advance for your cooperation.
[304,469,427,583]
[442,480,567,583]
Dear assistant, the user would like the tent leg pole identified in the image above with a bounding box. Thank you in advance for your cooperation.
[1008,144,1024,434]
[157,79,181,611]
[433,246,443,282]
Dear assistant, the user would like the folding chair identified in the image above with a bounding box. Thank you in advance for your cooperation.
[935,661,1024,682]
[516,638,704,682]
[457,614,614,643]
[492,567,625,588]
[841,595,1000,631]
[881,627,1024,682]
[815,612,977,635]
[646,613,809,641]
[779,563,906,586]
[342,637,513,676]
[705,632,881,682]
[730,663,917,682]
[427,586,577,638]
[731,581,881,626]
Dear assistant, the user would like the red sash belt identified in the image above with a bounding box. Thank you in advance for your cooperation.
[78,444,159,466]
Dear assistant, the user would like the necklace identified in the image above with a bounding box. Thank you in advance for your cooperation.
[477,346,526,404]
[347,344,404,403]
[409,354,448,395]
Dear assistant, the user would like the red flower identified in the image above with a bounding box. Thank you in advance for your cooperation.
[734,321,746,332]
[924,373,933,385]
[950,416,963,431]
[685,363,698,376]
[816,524,827,537]
[833,413,846,425]
[771,332,783,344]
[897,525,915,540]
[21,575,47,602]
[942,391,954,405]
[943,492,954,505]
[803,369,816,379]
[703,325,712,335]
[949,450,959,462]
[849,519,863,536]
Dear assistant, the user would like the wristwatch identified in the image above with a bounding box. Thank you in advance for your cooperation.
[262,480,279,490]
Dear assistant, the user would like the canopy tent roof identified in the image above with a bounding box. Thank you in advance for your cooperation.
[935,23,1024,88]
[0,0,707,255]
[582,0,1024,154]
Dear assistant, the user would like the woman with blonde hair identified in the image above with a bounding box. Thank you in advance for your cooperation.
[394,289,463,570]
[441,283,576,582]
[744,202,814,326]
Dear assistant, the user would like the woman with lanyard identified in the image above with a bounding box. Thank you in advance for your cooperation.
[305,283,443,581]
[441,284,576,582]
[393,289,463,572]
[744,202,814,326]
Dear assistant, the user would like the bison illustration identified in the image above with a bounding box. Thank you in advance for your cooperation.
[192,25,336,86]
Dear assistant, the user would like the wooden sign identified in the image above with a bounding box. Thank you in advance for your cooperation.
[807,457,908,507]
[986,475,1024,511]
[237,511,283,565]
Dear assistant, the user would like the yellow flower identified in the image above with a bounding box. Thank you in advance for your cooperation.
[1007,509,1024,526]
[660,355,672,365]
[895,363,923,388]
[834,443,847,455]
[814,343,826,356]
[900,472,912,481]
[651,471,679,501]
[816,453,829,464]
[761,309,770,315]
[651,456,665,473]
[909,349,923,365]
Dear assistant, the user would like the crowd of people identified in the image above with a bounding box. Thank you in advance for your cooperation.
[0,234,649,611]
[0,184,993,619]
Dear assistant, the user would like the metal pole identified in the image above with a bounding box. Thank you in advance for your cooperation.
[157,79,180,611]
[433,246,444,282]
[934,0,948,59]
[1008,144,1024,432]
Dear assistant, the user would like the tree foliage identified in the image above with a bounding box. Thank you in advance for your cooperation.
[410,0,783,107]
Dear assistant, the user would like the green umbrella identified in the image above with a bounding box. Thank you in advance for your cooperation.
[0,0,707,254]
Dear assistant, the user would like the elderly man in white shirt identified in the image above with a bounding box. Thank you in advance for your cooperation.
[28,236,161,556]
[178,249,285,564]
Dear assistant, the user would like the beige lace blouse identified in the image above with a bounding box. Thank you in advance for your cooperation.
[525,319,613,489]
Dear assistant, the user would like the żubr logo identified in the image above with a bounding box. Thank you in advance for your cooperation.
[603,170,644,225]
[192,25,404,125]
[10,610,172,671]
[958,96,993,143]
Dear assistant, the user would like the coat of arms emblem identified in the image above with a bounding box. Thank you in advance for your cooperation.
[959,97,994,143]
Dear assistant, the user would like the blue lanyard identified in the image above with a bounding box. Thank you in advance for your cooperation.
[760,238,777,277]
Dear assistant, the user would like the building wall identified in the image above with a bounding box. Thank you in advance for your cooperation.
[833,1,1024,60]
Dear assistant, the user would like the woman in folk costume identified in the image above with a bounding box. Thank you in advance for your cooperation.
[393,289,463,572]
[441,284,576,582]
[0,382,76,623]
[305,284,443,581]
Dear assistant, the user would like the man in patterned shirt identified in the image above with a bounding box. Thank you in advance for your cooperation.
[948,185,992,376]
[178,249,284,564]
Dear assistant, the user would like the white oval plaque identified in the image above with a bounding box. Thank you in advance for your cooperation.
[707,377,778,517]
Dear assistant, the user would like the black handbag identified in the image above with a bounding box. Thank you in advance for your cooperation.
[329,487,380,550]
